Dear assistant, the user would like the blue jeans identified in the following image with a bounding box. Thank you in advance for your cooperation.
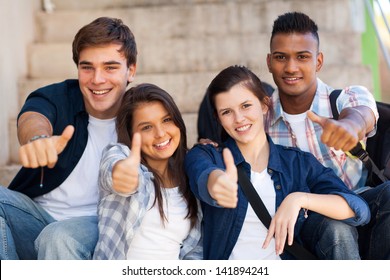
[0,186,98,260]
[299,212,360,259]
[358,182,390,259]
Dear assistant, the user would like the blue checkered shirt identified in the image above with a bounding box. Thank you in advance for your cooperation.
[93,143,203,260]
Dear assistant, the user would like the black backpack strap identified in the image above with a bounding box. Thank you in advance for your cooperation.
[329,89,342,119]
[329,90,388,185]
[384,156,390,179]
[237,164,318,260]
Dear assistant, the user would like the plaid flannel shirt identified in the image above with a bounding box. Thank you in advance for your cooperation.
[93,143,202,260]
[265,78,378,191]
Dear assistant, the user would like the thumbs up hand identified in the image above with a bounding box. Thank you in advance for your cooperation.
[112,133,142,194]
[19,125,74,169]
[307,110,359,151]
[207,148,238,208]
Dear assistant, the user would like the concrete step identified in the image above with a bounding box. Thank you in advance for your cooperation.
[39,0,359,43]
[48,0,238,11]
[0,165,20,187]
[28,31,362,79]
[8,119,19,164]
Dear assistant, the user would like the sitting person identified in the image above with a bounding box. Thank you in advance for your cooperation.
[0,17,137,260]
[185,65,370,260]
[93,83,202,260]
[265,11,390,259]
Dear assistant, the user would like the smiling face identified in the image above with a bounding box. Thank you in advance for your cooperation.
[132,101,181,169]
[267,32,323,112]
[78,43,136,119]
[215,84,268,146]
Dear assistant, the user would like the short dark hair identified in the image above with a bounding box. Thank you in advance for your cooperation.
[270,12,319,48]
[72,17,137,67]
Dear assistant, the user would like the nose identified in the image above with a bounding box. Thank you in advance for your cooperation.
[154,125,166,138]
[284,58,298,73]
[234,111,245,123]
[92,69,106,84]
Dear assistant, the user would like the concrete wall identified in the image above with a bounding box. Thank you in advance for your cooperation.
[0,0,40,165]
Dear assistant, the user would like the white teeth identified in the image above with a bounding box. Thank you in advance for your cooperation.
[92,90,109,95]
[155,139,170,147]
[236,124,251,132]
[285,77,299,81]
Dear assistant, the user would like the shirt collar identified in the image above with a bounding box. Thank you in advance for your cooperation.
[265,78,334,125]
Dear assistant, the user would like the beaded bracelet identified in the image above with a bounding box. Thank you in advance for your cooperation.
[29,134,50,142]
[28,134,50,188]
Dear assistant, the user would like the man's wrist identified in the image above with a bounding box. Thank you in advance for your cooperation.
[28,134,50,143]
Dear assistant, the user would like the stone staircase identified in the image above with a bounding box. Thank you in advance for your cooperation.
[0,0,374,186]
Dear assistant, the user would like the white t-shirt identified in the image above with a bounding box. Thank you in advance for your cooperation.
[229,169,281,260]
[127,187,191,260]
[283,111,310,152]
[34,116,117,220]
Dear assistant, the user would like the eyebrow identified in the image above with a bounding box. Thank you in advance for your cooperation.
[136,113,171,128]
[217,99,251,114]
[78,60,122,66]
[272,50,313,55]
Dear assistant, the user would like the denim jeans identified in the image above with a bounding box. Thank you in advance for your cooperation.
[0,186,98,260]
[35,215,98,259]
[299,212,360,259]
[358,182,390,259]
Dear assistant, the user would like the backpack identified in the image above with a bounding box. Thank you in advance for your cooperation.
[330,90,390,186]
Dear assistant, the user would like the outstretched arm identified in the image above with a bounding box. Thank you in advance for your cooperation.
[18,112,74,168]
[307,105,375,151]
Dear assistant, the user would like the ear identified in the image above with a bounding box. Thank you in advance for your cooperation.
[316,52,323,72]
[266,54,272,73]
[127,64,137,83]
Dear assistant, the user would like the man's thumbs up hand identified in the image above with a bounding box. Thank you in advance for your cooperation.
[19,125,75,169]
[307,110,359,151]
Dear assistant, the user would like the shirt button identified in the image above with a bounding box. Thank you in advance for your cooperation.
[276,185,281,190]
[268,169,273,174]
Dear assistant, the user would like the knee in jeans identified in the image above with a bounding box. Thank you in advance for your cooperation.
[322,219,358,241]
[35,221,79,249]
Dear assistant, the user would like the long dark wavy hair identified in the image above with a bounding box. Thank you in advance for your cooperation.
[116,83,198,228]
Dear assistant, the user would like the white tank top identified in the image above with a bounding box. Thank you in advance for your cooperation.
[126,187,191,259]
[34,116,117,220]
[229,169,281,260]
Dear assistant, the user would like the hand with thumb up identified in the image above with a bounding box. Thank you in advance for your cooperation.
[307,110,360,152]
[112,133,142,194]
[19,125,74,169]
[207,148,238,208]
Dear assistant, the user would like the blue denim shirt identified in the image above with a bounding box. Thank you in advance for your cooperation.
[184,135,370,260]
